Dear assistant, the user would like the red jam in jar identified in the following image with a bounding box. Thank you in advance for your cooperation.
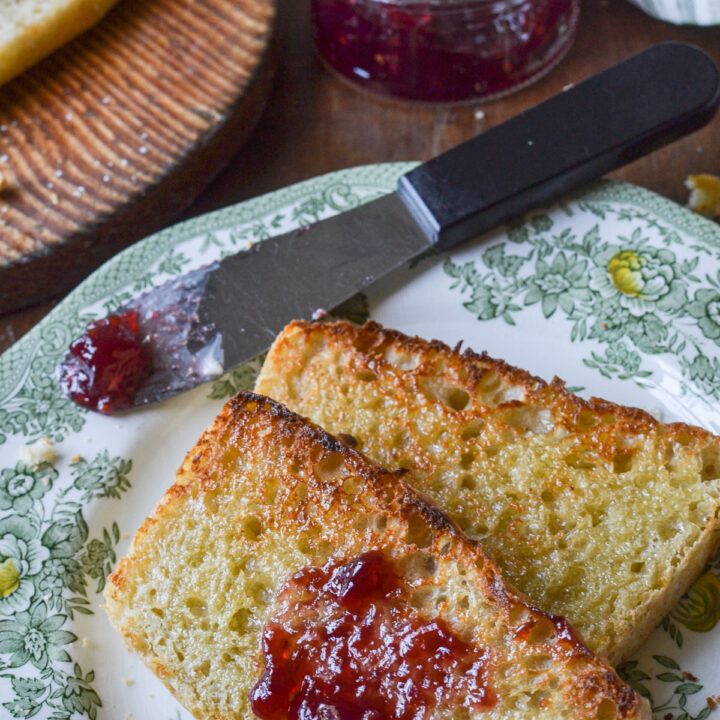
[250,551,495,720]
[312,0,580,103]
[58,310,151,415]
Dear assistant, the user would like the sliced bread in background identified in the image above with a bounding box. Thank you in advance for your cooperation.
[255,320,720,664]
[104,392,649,720]
[0,0,119,86]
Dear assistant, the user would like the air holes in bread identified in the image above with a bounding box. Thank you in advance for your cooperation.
[400,551,437,580]
[461,475,477,491]
[701,446,720,481]
[460,451,475,469]
[356,370,377,382]
[151,607,164,618]
[242,516,263,542]
[630,562,644,573]
[506,407,552,434]
[247,581,271,606]
[185,598,207,617]
[478,371,501,394]
[405,510,433,548]
[565,449,598,470]
[419,378,470,411]
[316,451,345,482]
[353,513,387,533]
[228,608,252,633]
[384,348,420,371]
[341,476,362,496]
[595,699,618,720]
[575,410,599,430]
[460,419,484,440]
[409,586,435,610]
[612,454,633,474]
[446,387,470,411]
[525,618,557,645]
[522,654,551,671]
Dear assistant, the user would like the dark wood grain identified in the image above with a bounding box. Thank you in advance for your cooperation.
[2,0,720,354]
[0,0,277,313]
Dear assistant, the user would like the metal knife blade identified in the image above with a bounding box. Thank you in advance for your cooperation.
[58,42,720,412]
[128,193,430,406]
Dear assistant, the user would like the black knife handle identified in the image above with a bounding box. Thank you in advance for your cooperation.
[397,42,720,251]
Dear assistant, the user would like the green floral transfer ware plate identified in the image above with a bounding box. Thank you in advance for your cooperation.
[0,163,719,719]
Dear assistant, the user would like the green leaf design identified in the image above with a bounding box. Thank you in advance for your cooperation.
[10,678,44,699]
[676,683,703,695]
[655,655,682,670]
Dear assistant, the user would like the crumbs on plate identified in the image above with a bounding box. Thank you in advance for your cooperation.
[686,173,720,218]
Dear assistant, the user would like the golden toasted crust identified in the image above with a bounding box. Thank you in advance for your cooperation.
[105,392,649,720]
[255,320,720,663]
[0,0,119,86]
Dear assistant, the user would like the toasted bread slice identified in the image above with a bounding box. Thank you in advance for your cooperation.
[255,320,720,664]
[104,393,649,720]
[0,0,119,86]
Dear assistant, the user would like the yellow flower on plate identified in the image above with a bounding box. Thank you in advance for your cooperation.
[0,557,20,598]
[608,250,645,297]
[671,571,720,632]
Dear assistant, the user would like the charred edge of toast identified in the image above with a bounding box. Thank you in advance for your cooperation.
[279,319,718,448]
[115,390,646,719]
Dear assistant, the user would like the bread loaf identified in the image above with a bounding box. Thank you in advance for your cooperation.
[0,0,119,86]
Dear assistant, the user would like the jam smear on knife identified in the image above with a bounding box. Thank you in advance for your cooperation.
[250,551,495,720]
[58,310,151,414]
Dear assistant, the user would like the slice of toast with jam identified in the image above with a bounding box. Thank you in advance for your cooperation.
[104,392,649,720]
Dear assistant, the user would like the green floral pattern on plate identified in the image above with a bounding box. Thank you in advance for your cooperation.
[0,163,719,718]
[0,452,130,718]
[445,203,720,405]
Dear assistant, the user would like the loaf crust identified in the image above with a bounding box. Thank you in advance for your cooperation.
[105,392,650,720]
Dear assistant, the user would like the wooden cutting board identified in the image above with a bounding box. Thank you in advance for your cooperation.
[0,0,277,313]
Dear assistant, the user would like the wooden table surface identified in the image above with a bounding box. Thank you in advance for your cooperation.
[1,0,719,354]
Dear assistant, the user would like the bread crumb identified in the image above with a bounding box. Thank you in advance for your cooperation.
[122,677,135,687]
[686,173,720,218]
[19,437,57,467]
[81,636,92,649]
[311,308,329,321]
[71,454,83,464]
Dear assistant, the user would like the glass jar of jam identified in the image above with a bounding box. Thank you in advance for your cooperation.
[311,0,580,104]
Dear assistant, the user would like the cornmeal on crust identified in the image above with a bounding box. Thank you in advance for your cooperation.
[104,392,649,720]
[255,320,720,664]
[0,0,119,86]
